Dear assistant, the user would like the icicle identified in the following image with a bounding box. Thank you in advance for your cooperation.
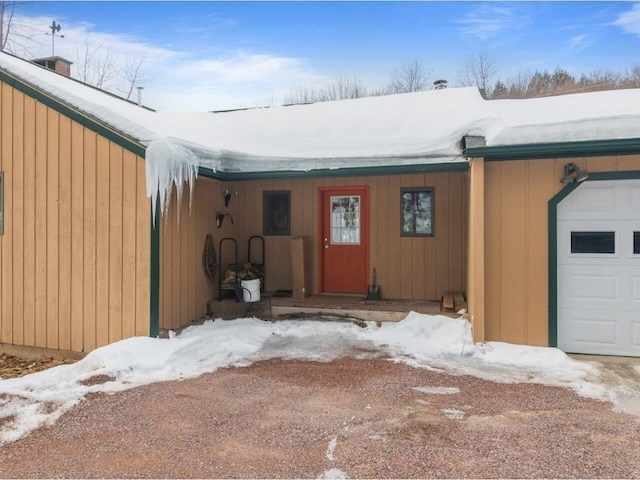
[146,139,200,225]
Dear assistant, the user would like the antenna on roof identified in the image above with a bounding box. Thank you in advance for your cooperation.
[45,21,64,56]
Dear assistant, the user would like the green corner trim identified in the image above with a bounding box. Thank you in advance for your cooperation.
[198,161,468,181]
[150,198,160,338]
[0,68,146,159]
[547,170,640,348]
[468,137,640,162]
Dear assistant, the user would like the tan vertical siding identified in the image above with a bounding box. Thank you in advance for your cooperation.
[499,161,527,343]
[223,172,468,300]
[83,130,97,351]
[122,151,138,340]
[70,121,84,352]
[23,96,36,347]
[34,102,48,348]
[159,178,219,331]
[59,115,73,351]
[484,156,638,346]
[0,82,150,354]
[1,83,10,345]
[45,108,59,349]
[13,89,25,347]
[95,136,110,348]
[135,156,151,337]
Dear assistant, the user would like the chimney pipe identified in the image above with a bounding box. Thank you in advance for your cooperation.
[137,86,144,106]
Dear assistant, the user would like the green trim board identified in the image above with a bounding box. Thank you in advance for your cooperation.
[150,197,161,338]
[547,170,640,348]
[0,68,146,159]
[198,161,468,181]
[467,138,640,162]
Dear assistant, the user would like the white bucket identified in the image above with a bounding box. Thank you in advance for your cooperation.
[241,278,261,302]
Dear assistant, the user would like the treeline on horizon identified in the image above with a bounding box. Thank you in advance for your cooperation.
[281,57,640,106]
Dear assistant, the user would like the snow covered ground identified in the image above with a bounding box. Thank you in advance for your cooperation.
[0,312,637,446]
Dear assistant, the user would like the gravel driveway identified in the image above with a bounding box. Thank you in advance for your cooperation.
[1,356,639,479]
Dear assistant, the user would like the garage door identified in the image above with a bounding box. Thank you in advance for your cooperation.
[557,179,640,356]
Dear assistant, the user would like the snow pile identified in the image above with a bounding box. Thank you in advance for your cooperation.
[366,311,474,360]
[0,312,614,445]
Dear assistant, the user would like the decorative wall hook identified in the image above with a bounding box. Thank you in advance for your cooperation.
[216,213,234,228]
[224,189,238,207]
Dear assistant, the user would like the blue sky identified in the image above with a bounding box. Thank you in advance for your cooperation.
[12,1,640,111]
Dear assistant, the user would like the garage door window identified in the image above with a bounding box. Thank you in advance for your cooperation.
[634,232,640,255]
[570,231,615,254]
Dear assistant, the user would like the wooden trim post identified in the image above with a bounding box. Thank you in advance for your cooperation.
[467,157,485,342]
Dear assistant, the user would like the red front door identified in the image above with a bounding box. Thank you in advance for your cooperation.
[320,186,369,294]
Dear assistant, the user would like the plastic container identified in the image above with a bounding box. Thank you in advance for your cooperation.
[241,279,261,302]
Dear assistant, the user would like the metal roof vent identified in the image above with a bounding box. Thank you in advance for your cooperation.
[462,135,486,152]
[433,79,448,90]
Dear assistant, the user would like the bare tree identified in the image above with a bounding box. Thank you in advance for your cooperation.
[388,59,432,93]
[0,1,39,55]
[74,39,117,89]
[118,51,149,100]
[622,64,640,89]
[319,76,368,101]
[0,0,14,51]
[457,50,498,95]
[283,76,368,105]
[283,85,320,105]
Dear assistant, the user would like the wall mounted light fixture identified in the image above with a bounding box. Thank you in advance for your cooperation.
[224,189,238,207]
[216,213,234,228]
[560,162,589,184]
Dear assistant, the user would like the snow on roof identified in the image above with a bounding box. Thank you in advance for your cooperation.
[1,50,640,215]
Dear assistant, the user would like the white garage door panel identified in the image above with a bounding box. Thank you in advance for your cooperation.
[562,186,616,213]
[558,265,635,310]
[634,322,640,348]
[562,274,618,300]
[557,179,640,357]
[558,311,617,344]
[558,309,640,356]
[634,186,640,209]
[559,181,640,220]
[634,277,640,302]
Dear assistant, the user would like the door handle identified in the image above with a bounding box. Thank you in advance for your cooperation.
[324,238,329,249]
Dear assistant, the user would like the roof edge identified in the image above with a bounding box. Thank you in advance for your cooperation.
[0,66,146,159]
[198,161,469,181]
[465,137,640,161]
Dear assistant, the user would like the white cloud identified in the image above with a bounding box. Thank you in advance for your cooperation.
[145,52,328,111]
[172,54,314,84]
[613,3,640,37]
[568,34,591,52]
[457,4,518,40]
[5,14,326,111]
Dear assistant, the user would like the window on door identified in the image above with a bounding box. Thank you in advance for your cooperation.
[634,232,640,255]
[330,195,360,244]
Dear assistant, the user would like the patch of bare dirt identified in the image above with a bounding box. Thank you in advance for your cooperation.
[0,353,76,379]
[1,357,639,479]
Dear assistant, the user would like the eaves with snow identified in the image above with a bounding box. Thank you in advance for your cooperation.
[1,50,640,213]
